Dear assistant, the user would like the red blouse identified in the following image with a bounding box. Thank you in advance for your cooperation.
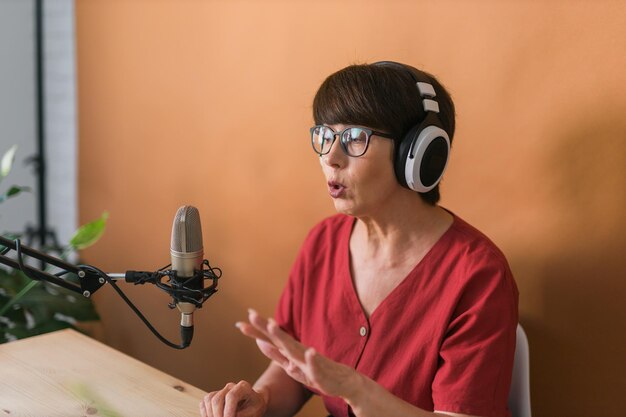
[275,213,518,417]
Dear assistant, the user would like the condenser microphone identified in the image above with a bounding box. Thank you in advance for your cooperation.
[1,204,220,350]
[170,205,204,347]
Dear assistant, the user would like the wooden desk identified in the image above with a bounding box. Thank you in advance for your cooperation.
[0,329,206,417]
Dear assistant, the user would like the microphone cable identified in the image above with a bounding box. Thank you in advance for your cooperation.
[79,264,189,349]
[79,263,221,349]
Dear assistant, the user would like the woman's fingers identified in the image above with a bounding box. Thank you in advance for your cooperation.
[245,309,302,359]
[304,347,325,386]
[256,338,289,366]
[199,393,210,417]
[247,309,274,338]
[237,311,293,368]
[233,309,363,401]
[240,309,317,386]
[199,381,266,417]
[211,382,235,417]
[201,392,217,417]
[235,321,272,345]
[236,317,289,365]
[199,383,234,417]
[244,310,308,367]
[223,381,255,417]
[266,318,307,364]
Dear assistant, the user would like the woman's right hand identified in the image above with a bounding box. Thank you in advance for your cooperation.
[199,380,268,417]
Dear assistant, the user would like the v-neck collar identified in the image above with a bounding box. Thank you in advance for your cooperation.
[342,213,458,323]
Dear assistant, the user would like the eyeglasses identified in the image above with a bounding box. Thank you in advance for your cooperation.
[310,125,395,157]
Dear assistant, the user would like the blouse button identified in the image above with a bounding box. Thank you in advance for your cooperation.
[359,326,367,337]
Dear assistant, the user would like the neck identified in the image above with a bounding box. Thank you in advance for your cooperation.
[352,191,453,264]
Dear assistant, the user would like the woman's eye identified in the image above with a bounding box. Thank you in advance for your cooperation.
[349,130,366,142]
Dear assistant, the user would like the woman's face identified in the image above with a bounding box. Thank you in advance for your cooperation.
[319,123,403,217]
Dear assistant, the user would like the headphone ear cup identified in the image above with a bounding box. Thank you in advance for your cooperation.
[394,124,422,188]
[404,125,450,193]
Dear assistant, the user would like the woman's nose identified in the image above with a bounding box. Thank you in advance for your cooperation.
[321,137,345,167]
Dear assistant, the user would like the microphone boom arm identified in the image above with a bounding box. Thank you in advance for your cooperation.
[0,235,105,297]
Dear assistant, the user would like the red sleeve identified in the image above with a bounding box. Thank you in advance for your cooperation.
[274,216,345,343]
[431,249,519,417]
[274,233,309,342]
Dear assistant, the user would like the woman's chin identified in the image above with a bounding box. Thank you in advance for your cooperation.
[332,200,360,216]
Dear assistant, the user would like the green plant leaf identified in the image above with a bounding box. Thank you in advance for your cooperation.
[0,279,39,317]
[17,283,100,322]
[69,211,109,250]
[0,269,33,315]
[69,383,124,417]
[0,175,106,344]
[0,145,17,181]
[0,269,100,343]
[3,319,73,341]
[0,185,31,203]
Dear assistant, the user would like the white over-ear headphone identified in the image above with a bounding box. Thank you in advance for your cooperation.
[373,61,451,193]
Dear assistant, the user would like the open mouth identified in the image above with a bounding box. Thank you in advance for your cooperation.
[327,181,346,198]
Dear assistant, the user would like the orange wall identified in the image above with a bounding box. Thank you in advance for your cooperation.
[76,1,626,416]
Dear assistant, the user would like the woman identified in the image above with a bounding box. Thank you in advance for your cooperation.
[200,62,519,417]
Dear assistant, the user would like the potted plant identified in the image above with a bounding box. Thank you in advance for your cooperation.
[0,145,106,343]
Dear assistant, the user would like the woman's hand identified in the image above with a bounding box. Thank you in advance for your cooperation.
[199,380,268,417]
[234,310,480,417]
[236,309,364,402]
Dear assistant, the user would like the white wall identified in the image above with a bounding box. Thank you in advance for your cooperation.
[0,0,77,246]
[0,0,37,237]
[44,0,78,245]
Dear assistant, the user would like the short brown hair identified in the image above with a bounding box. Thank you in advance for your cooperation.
[312,63,456,205]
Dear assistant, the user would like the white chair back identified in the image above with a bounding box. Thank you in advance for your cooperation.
[508,324,531,417]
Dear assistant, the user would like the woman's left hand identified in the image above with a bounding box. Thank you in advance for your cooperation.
[236,309,363,401]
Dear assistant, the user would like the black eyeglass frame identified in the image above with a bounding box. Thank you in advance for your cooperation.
[310,125,396,157]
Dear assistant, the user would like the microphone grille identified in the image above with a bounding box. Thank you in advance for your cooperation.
[171,205,203,253]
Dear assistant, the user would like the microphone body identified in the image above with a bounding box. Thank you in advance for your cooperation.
[170,206,204,346]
